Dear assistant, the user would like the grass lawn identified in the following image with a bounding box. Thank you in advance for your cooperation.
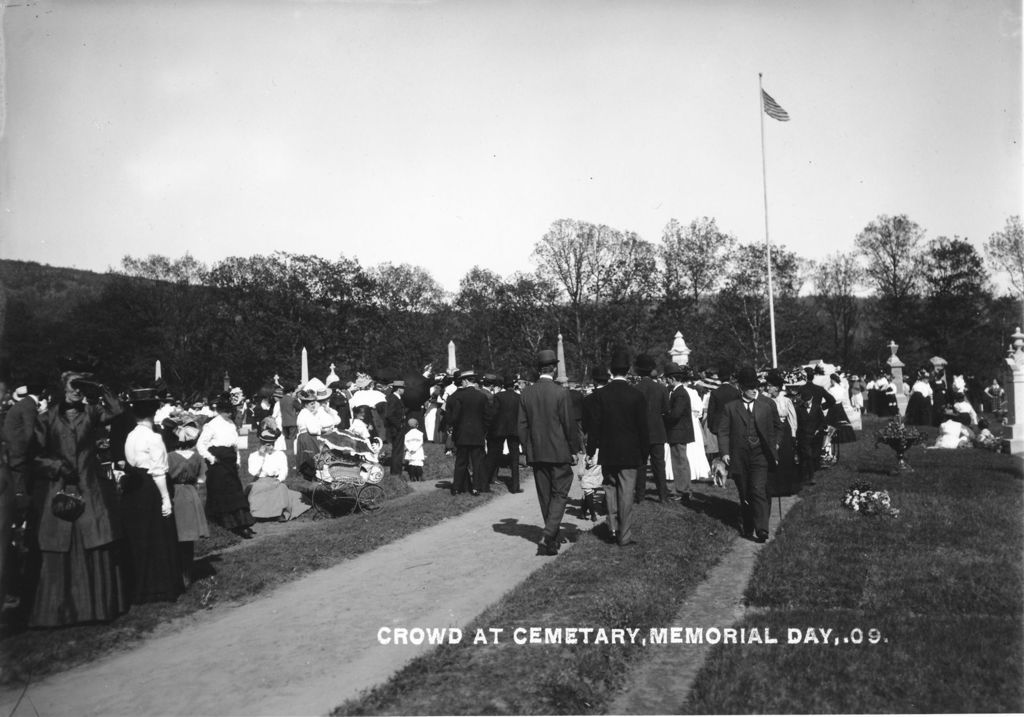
[685,415,1024,714]
[0,441,502,686]
[332,489,742,716]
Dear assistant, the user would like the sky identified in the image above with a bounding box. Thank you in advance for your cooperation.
[0,0,1021,293]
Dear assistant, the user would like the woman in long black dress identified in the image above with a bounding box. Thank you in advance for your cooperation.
[764,371,801,499]
[122,388,183,604]
[31,369,128,627]
[196,395,255,538]
[904,367,934,426]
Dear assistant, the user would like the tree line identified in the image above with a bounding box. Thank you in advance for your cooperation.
[1,214,1021,396]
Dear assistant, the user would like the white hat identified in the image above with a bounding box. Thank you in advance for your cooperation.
[298,377,332,402]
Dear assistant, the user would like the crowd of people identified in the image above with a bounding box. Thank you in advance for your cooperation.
[0,350,1005,628]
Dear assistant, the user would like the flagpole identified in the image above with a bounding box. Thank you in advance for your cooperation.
[759,72,779,369]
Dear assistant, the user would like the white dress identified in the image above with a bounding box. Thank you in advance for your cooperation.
[686,385,710,481]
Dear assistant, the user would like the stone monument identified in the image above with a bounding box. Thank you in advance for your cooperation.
[1003,327,1024,454]
[326,362,340,387]
[556,333,568,383]
[669,331,691,366]
[886,340,909,417]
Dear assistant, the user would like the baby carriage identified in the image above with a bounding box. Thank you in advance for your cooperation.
[308,429,387,518]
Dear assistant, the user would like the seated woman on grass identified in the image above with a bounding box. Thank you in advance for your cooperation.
[928,412,974,450]
[248,420,311,522]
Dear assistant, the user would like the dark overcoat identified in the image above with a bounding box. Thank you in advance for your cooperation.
[34,401,123,552]
[584,379,648,468]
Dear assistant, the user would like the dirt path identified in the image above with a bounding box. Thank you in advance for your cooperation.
[0,477,593,717]
[608,494,800,714]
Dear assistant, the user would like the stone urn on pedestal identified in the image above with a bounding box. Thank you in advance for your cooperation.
[874,416,926,474]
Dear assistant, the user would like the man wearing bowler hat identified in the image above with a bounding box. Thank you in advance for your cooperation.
[634,353,674,503]
[717,366,781,543]
[518,349,580,555]
[584,349,648,547]
[487,374,522,493]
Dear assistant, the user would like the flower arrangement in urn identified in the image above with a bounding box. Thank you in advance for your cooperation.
[874,416,926,473]
[841,481,900,518]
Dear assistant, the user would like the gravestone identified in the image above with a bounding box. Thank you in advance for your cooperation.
[447,340,457,373]
[556,333,567,383]
[1003,327,1024,454]
[669,331,691,366]
[886,340,909,417]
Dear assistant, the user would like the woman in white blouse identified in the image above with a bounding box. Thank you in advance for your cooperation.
[197,395,256,538]
[123,388,184,603]
[294,378,340,480]
[683,376,711,482]
[248,421,310,521]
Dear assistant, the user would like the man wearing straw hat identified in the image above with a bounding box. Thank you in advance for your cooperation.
[446,369,490,495]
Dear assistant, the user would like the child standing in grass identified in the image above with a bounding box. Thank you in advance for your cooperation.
[404,418,425,481]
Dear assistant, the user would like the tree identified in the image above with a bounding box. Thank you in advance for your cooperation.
[659,217,737,309]
[813,252,863,366]
[532,219,658,377]
[495,272,561,370]
[985,216,1024,325]
[452,267,503,369]
[366,263,446,314]
[854,214,925,339]
[203,252,376,389]
[919,236,992,372]
[362,263,448,372]
[119,253,209,285]
[711,242,806,367]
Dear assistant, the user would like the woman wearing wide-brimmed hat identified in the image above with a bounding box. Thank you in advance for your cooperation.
[197,394,256,539]
[763,370,801,499]
[162,411,209,588]
[122,388,183,604]
[31,364,127,627]
[247,420,310,522]
[294,378,341,480]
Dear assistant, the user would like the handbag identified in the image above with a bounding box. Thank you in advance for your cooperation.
[52,484,86,522]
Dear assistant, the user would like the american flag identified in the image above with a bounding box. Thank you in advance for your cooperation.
[761,89,790,122]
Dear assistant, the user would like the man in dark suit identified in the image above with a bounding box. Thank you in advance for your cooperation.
[446,369,491,495]
[385,379,407,477]
[794,366,835,485]
[2,379,46,510]
[2,378,47,610]
[518,350,580,555]
[664,363,695,501]
[585,349,648,547]
[706,363,741,456]
[487,374,522,493]
[634,354,674,504]
[718,366,781,543]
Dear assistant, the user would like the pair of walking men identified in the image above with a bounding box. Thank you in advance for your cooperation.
[518,349,648,553]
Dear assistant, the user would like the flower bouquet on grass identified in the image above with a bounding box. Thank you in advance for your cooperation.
[874,416,926,473]
[841,481,899,518]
